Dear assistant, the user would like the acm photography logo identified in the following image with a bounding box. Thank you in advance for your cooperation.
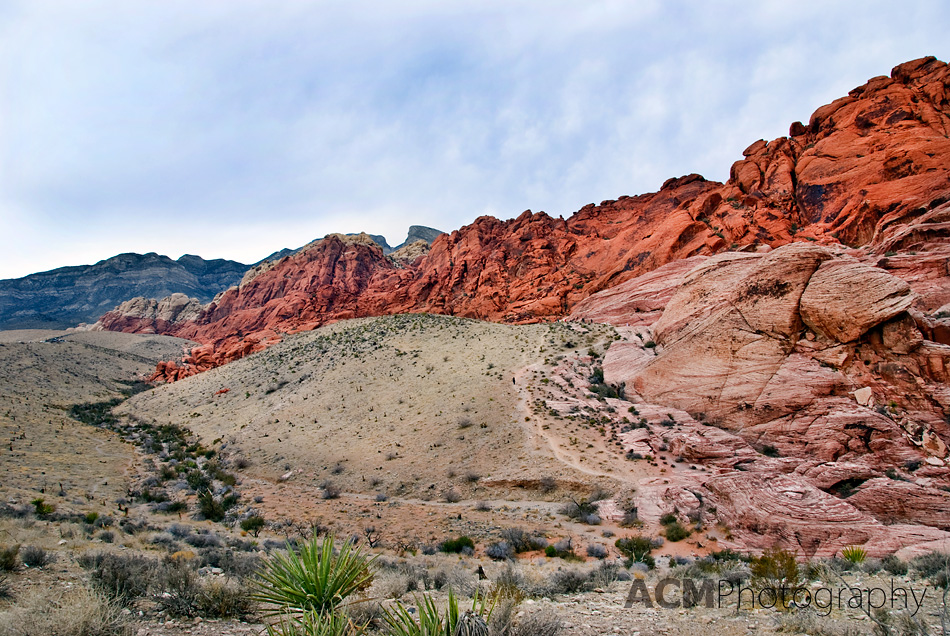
[624,577,932,618]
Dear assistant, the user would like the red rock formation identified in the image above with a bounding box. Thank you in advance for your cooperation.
[99,57,950,382]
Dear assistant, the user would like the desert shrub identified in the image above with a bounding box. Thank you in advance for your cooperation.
[252,535,375,618]
[751,546,801,590]
[500,528,547,553]
[241,515,266,537]
[168,523,192,538]
[882,554,909,576]
[663,522,690,542]
[439,536,475,554]
[150,532,181,551]
[20,546,52,568]
[486,542,514,561]
[321,482,341,500]
[507,611,563,636]
[773,607,853,636]
[0,546,18,571]
[474,500,490,511]
[195,578,254,618]
[586,544,608,559]
[97,530,115,543]
[78,552,155,604]
[911,551,950,587]
[615,536,655,569]
[561,498,599,523]
[589,560,630,588]
[841,545,867,564]
[659,512,677,525]
[442,488,461,503]
[198,491,226,521]
[494,562,526,597]
[550,568,589,594]
[153,560,201,617]
[0,585,133,636]
[185,470,211,492]
[185,533,222,548]
[198,547,262,579]
[375,492,389,502]
[539,476,557,493]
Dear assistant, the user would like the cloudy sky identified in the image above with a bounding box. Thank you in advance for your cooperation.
[1,1,948,278]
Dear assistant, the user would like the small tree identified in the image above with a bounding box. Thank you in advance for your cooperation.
[241,515,266,537]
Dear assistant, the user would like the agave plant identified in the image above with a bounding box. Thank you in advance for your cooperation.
[265,610,360,636]
[841,545,868,564]
[383,588,493,636]
[253,534,376,619]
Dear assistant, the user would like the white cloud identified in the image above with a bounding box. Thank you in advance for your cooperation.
[0,0,948,278]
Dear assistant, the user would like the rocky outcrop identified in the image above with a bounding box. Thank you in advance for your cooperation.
[101,57,950,383]
[586,232,950,555]
[800,259,914,342]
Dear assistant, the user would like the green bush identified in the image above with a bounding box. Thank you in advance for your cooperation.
[615,536,655,569]
[439,536,475,554]
[252,535,375,619]
[241,516,266,537]
[663,522,690,542]
[751,546,801,590]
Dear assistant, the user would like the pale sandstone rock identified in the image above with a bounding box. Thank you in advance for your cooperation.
[569,256,708,326]
[800,259,914,343]
[854,386,873,406]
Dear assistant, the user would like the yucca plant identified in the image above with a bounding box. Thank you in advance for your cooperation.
[383,588,493,636]
[841,545,867,564]
[253,534,376,619]
[265,610,361,636]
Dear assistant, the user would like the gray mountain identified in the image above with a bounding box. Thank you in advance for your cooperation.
[393,226,444,251]
[0,252,249,330]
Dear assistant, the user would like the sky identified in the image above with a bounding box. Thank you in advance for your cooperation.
[1,1,948,279]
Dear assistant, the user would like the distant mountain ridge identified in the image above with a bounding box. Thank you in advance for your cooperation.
[0,225,446,330]
[0,252,250,330]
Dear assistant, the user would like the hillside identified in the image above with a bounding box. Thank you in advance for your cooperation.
[0,329,195,505]
[99,56,950,383]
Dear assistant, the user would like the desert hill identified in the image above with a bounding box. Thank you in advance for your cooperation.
[117,314,619,498]
[98,56,950,383]
[0,329,195,506]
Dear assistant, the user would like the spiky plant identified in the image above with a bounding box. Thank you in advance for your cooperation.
[252,535,375,619]
[383,589,493,636]
[265,610,360,636]
[841,545,868,564]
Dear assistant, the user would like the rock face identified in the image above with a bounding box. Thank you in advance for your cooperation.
[0,252,249,330]
[100,57,950,384]
[584,236,950,556]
